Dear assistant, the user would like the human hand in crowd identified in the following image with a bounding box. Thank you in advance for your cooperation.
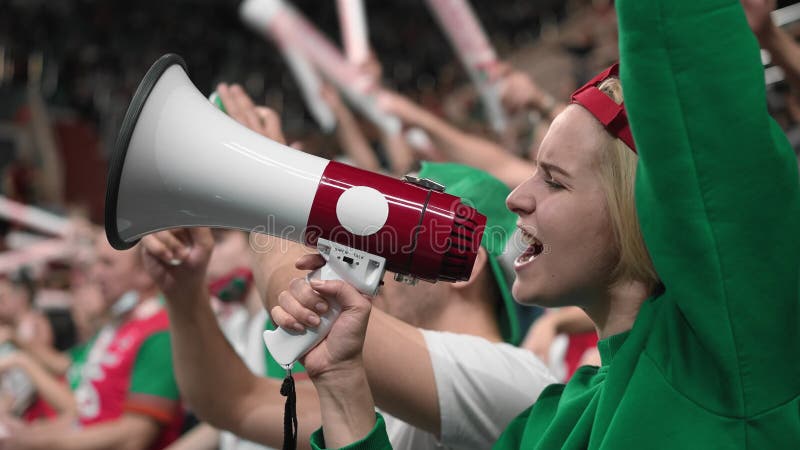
[376,90,428,126]
[216,83,286,144]
[741,0,777,39]
[269,253,372,380]
[359,51,384,83]
[319,83,345,111]
[521,311,560,362]
[140,228,214,304]
[489,62,555,116]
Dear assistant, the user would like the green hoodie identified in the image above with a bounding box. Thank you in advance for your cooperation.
[310,0,800,448]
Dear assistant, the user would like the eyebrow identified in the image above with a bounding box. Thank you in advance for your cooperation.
[534,160,572,178]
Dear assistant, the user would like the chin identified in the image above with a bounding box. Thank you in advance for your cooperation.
[512,279,544,306]
[512,278,566,308]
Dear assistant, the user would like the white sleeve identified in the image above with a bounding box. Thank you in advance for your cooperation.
[422,330,557,450]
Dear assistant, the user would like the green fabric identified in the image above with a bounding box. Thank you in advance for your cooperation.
[129,331,180,400]
[331,0,800,448]
[66,340,93,391]
[595,330,630,367]
[416,162,521,344]
[264,318,306,378]
[310,413,391,450]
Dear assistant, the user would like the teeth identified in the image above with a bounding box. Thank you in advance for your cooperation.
[518,228,541,247]
[519,252,535,263]
[515,250,537,265]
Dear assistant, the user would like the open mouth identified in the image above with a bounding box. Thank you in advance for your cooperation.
[515,227,544,267]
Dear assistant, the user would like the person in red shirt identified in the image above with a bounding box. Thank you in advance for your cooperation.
[0,236,182,450]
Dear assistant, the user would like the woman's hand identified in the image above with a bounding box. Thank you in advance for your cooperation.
[140,228,214,305]
[270,253,373,381]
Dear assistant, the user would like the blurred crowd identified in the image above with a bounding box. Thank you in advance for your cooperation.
[0,0,798,449]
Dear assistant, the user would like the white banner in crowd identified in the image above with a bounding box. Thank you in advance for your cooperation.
[425,0,507,132]
[0,195,70,237]
[337,0,369,65]
[241,0,401,136]
[0,238,72,275]
[239,0,336,132]
[281,46,337,133]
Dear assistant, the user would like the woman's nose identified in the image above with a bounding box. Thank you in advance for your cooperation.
[506,179,536,215]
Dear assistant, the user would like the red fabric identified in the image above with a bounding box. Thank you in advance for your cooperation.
[21,396,58,422]
[570,63,637,153]
[564,332,600,380]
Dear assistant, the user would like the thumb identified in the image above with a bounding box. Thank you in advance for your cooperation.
[295,253,326,270]
[308,279,369,310]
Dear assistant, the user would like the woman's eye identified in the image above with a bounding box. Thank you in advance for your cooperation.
[544,179,564,190]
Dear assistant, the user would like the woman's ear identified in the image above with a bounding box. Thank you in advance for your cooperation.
[452,247,489,290]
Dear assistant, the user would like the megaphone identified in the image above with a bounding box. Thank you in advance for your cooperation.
[105,54,487,366]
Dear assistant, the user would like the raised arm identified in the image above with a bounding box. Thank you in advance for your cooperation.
[378,91,533,188]
[617,0,800,414]
[2,412,160,450]
[263,253,440,436]
[743,0,800,95]
[14,340,72,376]
[140,229,320,450]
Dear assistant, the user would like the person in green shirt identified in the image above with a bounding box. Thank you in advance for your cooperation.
[270,0,800,448]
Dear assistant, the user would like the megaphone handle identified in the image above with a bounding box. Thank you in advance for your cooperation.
[262,239,387,367]
[262,267,342,368]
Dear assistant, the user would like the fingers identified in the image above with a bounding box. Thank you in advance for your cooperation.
[229,84,263,132]
[216,83,241,122]
[308,279,370,310]
[255,107,286,144]
[295,253,327,270]
[188,227,215,253]
[272,277,331,331]
[141,231,190,265]
[217,83,259,132]
[270,304,306,332]
[217,83,287,143]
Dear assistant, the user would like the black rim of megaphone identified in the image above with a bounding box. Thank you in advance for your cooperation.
[105,53,188,250]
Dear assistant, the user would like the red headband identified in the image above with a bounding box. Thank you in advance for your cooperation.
[570,63,636,153]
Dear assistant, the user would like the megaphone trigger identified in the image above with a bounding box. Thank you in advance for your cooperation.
[263,238,387,366]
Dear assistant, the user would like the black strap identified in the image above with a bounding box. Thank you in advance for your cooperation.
[280,369,298,450]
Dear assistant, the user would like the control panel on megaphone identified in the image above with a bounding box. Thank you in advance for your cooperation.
[105,54,486,367]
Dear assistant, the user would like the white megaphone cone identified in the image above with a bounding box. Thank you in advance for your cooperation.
[106,54,487,367]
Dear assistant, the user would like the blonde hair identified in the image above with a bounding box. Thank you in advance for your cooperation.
[595,78,660,291]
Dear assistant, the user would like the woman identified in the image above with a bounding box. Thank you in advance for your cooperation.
[271,0,800,448]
